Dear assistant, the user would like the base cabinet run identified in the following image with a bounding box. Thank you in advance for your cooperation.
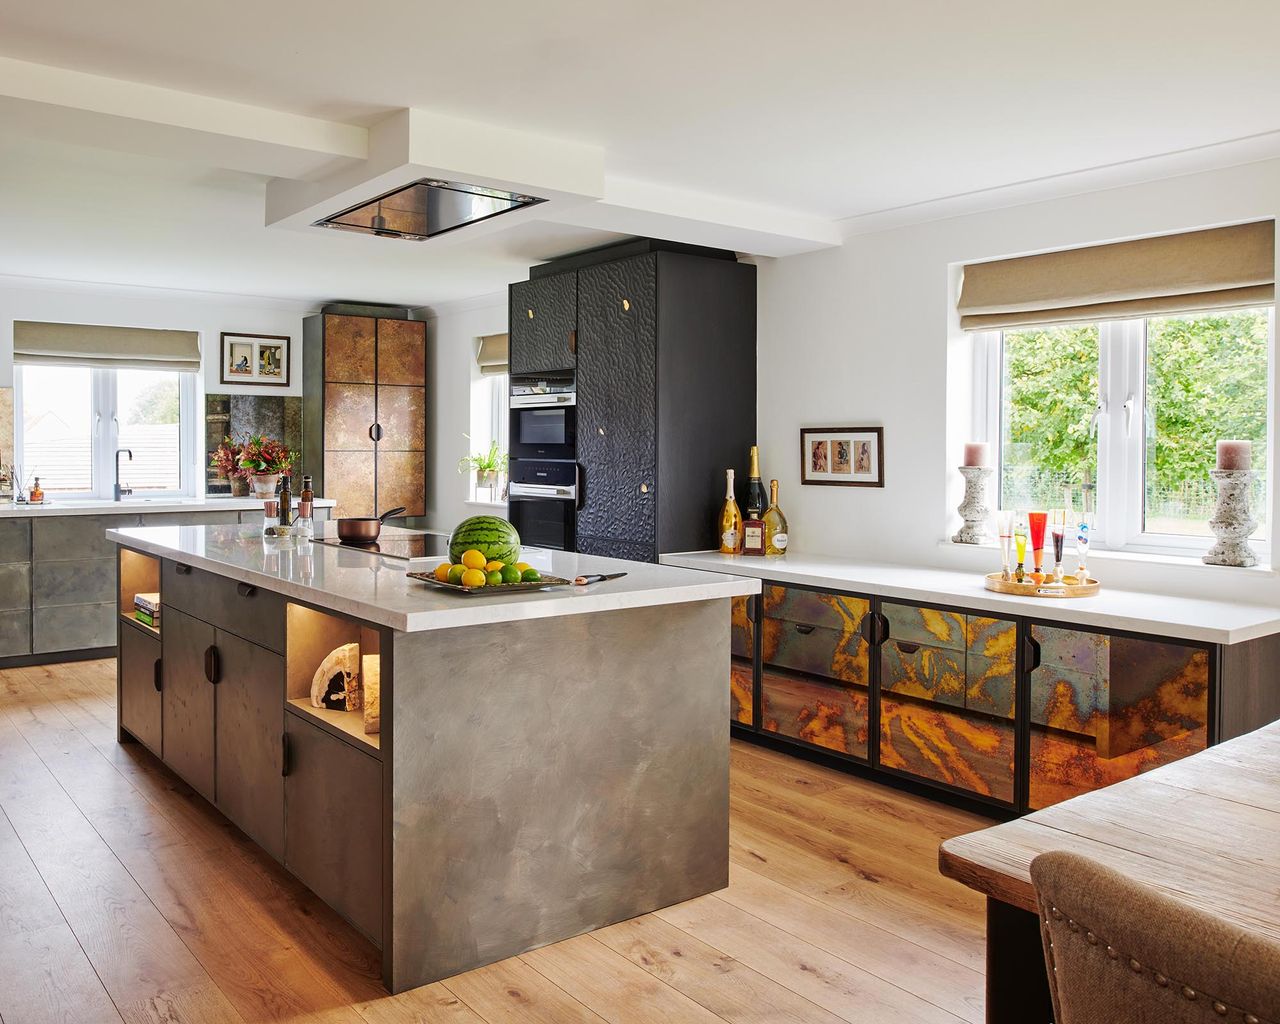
[729,579,1260,816]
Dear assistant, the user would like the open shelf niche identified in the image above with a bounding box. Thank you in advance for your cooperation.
[119,548,161,638]
[285,603,381,756]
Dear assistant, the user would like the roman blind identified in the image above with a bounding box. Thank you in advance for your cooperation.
[957,220,1275,331]
[476,332,509,376]
[13,321,201,372]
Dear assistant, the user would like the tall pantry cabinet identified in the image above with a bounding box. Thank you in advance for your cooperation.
[509,241,757,560]
[302,310,427,518]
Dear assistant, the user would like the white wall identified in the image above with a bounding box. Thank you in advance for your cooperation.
[757,158,1280,602]
[416,291,507,532]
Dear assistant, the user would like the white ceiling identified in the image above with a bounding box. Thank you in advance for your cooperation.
[1,0,1278,303]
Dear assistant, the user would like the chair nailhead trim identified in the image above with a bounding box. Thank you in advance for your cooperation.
[1068,920,1079,932]
[1085,931,1098,945]
[1244,1015,1259,1024]
[1106,946,1118,959]
[1050,907,1063,920]
[1129,958,1142,973]
[1155,973,1169,987]
[1211,1002,1226,1016]
[1182,986,1197,1000]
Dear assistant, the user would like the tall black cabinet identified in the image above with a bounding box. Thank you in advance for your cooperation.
[509,240,756,561]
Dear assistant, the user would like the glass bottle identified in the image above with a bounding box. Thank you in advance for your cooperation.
[745,445,767,520]
[763,479,789,556]
[296,474,314,537]
[278,475,292,528]
[262,498,280,537]
[718,469,744,555]
[29,477,43,504]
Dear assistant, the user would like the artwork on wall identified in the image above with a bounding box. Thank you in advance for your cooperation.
[800,426,884,487]
[220,332,290,387]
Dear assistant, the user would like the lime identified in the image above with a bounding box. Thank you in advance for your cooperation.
[461,568,488,588]
[500,564,523,585]
[447,564,467,585]
[461,549,488,570]
[485,569,503,586]
[520,567,542,583]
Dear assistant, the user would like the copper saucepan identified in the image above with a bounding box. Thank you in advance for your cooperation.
[335,506,406,544]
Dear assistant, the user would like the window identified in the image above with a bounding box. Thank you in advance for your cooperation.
[977,306,1271,552]
[467,370,509,503]
[14,364,196,499]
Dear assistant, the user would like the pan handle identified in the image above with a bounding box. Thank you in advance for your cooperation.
[378,506,407,522]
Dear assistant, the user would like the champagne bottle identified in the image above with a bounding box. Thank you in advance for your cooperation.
[763,479,789,555]
[746,445,767,519]
[718,469,744,554]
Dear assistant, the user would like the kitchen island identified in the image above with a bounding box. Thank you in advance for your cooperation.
[107,523,758,993]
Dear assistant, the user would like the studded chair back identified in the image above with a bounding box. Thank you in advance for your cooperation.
[1030,851,1280,1024]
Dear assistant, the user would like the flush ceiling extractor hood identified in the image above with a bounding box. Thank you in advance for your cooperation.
[315,178,546,240]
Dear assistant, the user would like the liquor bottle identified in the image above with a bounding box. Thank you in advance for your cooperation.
[745,445,767,520]
[278,475,292,528]
[763,479,789,555]
[718,469,744,554]
[297,474,315,537]
[742,513,765,556]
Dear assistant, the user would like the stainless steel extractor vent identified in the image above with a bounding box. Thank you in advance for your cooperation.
[315,179,545,240]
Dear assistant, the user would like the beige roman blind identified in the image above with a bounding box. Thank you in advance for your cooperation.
[476,332,509,375]
[13,321,201,372]
[958,220,1275,331]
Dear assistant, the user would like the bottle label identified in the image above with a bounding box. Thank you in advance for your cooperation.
[721,529,739,549]
[743,524,764,554]
[771,532,789,551]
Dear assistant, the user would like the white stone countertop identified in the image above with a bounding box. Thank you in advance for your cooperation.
[107,525,760,632]
[0,496,337,518]
[660,549,1280,645]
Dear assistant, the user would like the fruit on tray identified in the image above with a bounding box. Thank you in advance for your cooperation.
[521,568,541,583]
[460,568,488,588]
[448,515,521,566]
[431,554,546,589]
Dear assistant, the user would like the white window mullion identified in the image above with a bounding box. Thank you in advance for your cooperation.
[1093,322,1120,547]
[95,368,117,500]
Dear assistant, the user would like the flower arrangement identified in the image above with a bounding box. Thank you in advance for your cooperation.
[238,434,298,477]
[209,436,250,480]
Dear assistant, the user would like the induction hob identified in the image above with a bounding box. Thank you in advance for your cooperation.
[313,533,451,561]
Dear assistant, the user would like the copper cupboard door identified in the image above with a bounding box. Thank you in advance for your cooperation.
[376,386,424,451]
[377,449,425,517]
[377,319,426,386]
[324,451,375,519]
[324,383,375,451]
[323,315,376,383]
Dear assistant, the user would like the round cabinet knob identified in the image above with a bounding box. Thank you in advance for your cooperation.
[621,298,631,311]
[527,308,534,319]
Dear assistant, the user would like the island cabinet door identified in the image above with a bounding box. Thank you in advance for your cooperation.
[509,271,576,374]
[118,623,162,756]
[214,630,285,861]
[283,714,383,945]
[162,607,217,802]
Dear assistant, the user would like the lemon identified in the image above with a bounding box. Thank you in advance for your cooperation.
[447,564,467,585]
[461,568,488,588]
[485,569,503,586]
[432,562,452,583]
[515,562,532,573]
[484,560,505,573]
[461,549,488,570]
[500,564,523,585]
[520,567,542,583]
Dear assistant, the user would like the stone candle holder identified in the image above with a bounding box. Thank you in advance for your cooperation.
[1203,469,1257,567]
[952,465,994,545]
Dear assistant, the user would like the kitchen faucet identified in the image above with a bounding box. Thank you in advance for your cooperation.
[115,448,133,501]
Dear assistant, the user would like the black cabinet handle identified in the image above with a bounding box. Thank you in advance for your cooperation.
[175,563,192,575]
[204,645,220,685]
[794,623,816,636]
[859,611,890,647]
[153,658,163,693]
[236,582,257,598]
[281,731,291,777]
[569,329,577,355]
[369,423,384,442]
[1022,633,1042,675]
[895,640,921,655]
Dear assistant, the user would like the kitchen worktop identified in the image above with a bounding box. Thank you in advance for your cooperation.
[108,525,760,632]
[0,496,337,517]
[660,549,1280,645]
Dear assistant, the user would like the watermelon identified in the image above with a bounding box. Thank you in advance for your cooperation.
[448,515,521,565]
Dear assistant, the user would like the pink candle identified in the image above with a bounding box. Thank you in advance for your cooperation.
[963,442,990,468]
[1216,440,1252,471]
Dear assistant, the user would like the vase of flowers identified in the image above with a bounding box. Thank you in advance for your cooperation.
[237,434,299,498]
[457,438,508,501]
[209,436,252,496]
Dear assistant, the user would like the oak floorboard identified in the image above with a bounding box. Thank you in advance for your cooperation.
[440,958,607,1024]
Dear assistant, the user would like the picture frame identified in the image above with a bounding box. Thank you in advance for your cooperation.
[220,332,291,387]
[800,426,884,487]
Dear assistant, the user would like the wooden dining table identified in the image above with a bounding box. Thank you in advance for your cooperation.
[939,719,1280,1023]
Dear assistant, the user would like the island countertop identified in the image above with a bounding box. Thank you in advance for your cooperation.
[107,524,760,632]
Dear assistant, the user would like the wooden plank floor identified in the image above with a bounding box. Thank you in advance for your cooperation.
[0,659,988,1024]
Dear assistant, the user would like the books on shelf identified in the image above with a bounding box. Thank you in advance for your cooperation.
[133,592,160,627]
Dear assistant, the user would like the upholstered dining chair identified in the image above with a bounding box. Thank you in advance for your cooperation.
[1030,851,1280,1024]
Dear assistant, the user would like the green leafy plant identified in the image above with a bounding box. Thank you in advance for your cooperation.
[457,438,508,477]
[237,434,298,476]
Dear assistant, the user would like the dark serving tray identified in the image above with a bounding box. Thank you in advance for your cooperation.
[406,571,574,596]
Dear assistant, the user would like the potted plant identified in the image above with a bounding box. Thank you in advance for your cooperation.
[209,436,252,496]
[457,439,508,499]
[237,434,299,498]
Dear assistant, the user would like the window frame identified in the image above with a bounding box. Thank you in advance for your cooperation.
[13,363,198,501]
[973,307,1274,557]
[466,370,509,504]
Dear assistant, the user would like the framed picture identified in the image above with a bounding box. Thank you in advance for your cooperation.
[800,426,884,487]
[220,332,291,387]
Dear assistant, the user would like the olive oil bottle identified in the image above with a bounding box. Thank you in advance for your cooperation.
[763,479,789,555]
[718,468,744,554]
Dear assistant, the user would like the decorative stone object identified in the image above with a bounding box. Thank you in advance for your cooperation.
[311,642,363,711]
[952,465,994,545]
[362,653,381,735]
[1203,469,1257,567]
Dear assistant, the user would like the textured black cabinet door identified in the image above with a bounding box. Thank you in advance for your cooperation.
[576,254,657,549]
[509,272,577,374]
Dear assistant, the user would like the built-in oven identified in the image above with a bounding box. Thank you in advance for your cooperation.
[507,459,578,551]
[509,372,576,461]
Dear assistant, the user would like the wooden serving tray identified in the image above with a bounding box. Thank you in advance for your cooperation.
[407,571,574,596]
[983,572,1100,598]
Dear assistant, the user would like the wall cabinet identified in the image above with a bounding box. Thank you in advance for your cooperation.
[508,272,576,374]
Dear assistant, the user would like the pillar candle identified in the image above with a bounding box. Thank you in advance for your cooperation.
[962,442,990,467]
[1216,440,1252,471]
